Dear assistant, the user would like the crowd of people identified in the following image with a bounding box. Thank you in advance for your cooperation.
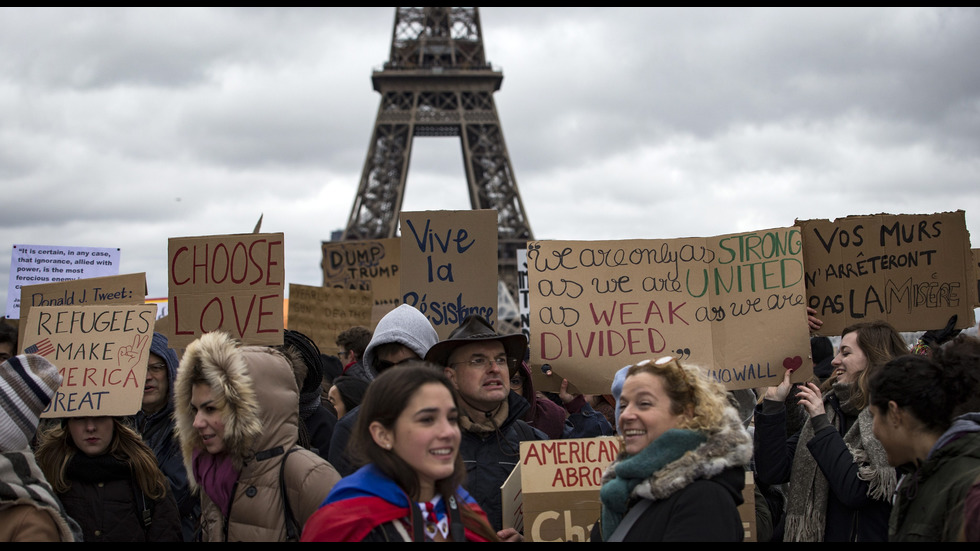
[1,302,979,542]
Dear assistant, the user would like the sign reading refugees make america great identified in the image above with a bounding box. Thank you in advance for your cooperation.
[21,304,157,418]
[526,227,812,394]
[797,211,977,335]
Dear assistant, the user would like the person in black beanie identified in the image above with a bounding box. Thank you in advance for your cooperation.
[279,329,337,461]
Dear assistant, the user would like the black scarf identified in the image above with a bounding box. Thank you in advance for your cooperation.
[66,452,131,483]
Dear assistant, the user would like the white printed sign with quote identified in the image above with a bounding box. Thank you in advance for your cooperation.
[6,244,121,319]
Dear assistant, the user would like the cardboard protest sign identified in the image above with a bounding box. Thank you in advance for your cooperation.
[399,210,498,339]
[20,304,157,418]
[168,233,285,348]
[797,211,976,335]
[321,238,400,328]
[527,228,812,394]
[501,462,524,536]
[740,471,757,542]
[6,244,120,319]
[511,437,620,542]
[286,283,373,356]
[517,249,531,342]
[973,249,980,308]
[17,273,148,358]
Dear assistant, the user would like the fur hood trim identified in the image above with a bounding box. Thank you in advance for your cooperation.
[175,332,298,487]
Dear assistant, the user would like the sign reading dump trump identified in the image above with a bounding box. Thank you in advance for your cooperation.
[797,211,977,335]
[503,437,620,542]
[321,237,400,328]
[526,227,812,394]
[21,304,157,418]
[168,233,285,348]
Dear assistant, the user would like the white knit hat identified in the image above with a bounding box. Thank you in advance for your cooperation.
[0,354,62,451]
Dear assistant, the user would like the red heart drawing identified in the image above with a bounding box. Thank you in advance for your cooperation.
[783,356,803,372]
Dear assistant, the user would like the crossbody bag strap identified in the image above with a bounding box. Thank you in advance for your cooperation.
[411,496,464,542]
[278,447,300,542]
[606,499,653,542]
[411,502,425,542]
[130,476,152,535]
[447,495,464,542]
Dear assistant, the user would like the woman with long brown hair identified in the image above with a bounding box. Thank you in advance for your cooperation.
[35,416,181,541]
[754,320,907,541]
[301,361,501,542]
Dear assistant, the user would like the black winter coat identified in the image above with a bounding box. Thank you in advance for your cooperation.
[459,392,546,532]
[57,453,181,542]
[754,396,891,541]
[133,405,199,540]
[589,465,746,542]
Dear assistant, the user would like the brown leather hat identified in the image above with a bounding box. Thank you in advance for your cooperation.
[424,315,528,370]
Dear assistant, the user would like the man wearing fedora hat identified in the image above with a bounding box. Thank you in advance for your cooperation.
[425,314,547,533]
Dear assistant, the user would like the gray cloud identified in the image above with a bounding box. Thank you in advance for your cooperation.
[1,7,978,317]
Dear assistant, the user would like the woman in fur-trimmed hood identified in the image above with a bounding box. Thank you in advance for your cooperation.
[590,356,753,542]
[174,331,340,542]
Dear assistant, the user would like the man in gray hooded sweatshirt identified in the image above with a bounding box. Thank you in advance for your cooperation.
[326,305,439,476]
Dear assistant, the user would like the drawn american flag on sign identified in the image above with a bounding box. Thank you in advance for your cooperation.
[24,338,55,357]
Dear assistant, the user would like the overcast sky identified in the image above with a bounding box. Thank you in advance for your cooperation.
[2,7,979,318]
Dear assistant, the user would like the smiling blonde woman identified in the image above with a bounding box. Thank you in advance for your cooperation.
[592,356,753,542]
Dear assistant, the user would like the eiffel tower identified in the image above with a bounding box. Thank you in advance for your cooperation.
[341,7,533,326]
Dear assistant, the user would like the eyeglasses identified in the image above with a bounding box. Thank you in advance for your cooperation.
[147,362,167,373]
[451,356,518,371]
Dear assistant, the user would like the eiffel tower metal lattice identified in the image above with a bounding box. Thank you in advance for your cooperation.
[341,7,533,315]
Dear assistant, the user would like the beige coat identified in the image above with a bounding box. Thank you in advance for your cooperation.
[175,332,340,542]
[0,504,66,542]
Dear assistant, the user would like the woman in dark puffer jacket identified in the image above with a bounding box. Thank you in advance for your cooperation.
[36,416,181,542]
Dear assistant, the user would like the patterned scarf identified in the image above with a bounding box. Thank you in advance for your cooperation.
[599,429,707,541]
[0,450,82,541]
[783,382,896,542]
[417,494,449,540]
